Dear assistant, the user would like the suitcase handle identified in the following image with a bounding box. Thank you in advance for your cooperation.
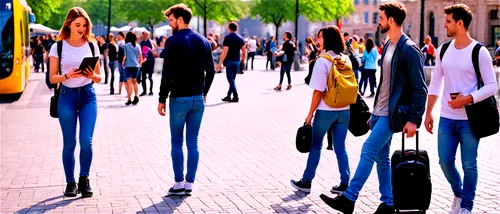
[402,130,419,155]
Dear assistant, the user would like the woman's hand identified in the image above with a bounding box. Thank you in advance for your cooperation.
[66,68,83,79]
[82,66,95,79]
[305,114,313,126]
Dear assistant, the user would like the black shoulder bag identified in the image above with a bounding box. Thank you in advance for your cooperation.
[50,42,95,118]
[464,44,499,138]
[440,42,499,138]
[50,41,63,118]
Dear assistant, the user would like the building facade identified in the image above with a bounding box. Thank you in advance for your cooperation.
[340,0,381,41]
[402,0,499,47]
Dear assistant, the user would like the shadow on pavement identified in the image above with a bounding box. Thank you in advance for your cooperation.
[136,195,187,214]
[16,195,81,214]
[205,102,232,108]
[270,191,312,213]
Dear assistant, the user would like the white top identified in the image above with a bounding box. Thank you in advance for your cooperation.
[117,40,125,48]
[49,40,100,88]
[428,39,498,120]
[309,51,350,111]
[247,39,257,52]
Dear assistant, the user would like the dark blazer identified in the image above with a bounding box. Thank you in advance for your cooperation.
[374,34,428,132]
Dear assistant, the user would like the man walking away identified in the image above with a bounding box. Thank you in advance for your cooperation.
[217,22,246,103]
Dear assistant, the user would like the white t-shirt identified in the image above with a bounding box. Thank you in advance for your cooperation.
[428,39,498,120]
[309,51,350,111]
[117,40,125,48]
[247,39,257,52]
[49,40,100,88]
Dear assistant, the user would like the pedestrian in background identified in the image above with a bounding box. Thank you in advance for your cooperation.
[122,32,143,105]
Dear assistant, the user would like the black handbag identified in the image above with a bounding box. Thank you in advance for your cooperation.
[296,123,312,153]
[50,41,63,118]
[464,44,499,138]
[349,94,371,136]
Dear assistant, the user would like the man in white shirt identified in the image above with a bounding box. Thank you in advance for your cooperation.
[424,4,498,214]
[246,36,257,70]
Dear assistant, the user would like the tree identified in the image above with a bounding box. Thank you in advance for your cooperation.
[185,0,249,37]
[122,0,178,35]
[27,0,64,25]
[250,0,295,42]
[250,0,355,41]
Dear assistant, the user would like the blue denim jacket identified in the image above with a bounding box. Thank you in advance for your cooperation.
[374,34,428,132]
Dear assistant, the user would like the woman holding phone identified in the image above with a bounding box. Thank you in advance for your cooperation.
[49,7,101,198]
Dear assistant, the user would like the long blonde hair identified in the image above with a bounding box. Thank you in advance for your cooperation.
[57,7,95,43]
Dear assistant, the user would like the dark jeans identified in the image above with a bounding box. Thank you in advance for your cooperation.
[34,54,44,72]
[58,83,97,183]
[246,52,255,70]
[141,61,154,93]
[279,63,292,85]
[359,69,376,94]
[102,55,109,84]
[170,95,205,183]
[266,52,274,70]
[425,55,435,66]
[225,60,240,98]
[109,60,117,92]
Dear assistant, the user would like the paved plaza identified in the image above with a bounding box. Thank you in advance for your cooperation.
[1,56,499,213]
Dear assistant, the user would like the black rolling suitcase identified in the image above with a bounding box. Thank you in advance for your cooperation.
[391,131,432,213]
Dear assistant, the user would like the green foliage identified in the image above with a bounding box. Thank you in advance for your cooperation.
[27,0,63,25]
[185,0,249,24]
[250,0,355,40]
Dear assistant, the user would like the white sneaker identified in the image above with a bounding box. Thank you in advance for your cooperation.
[184,182,193,196]
[449,197,462,214]
[459,208,471,214]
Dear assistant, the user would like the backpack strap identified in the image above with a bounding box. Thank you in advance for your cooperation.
[439,41,452,61]
[88,42,95,57]
[57,41,63,75]
[472,43,483,89]
[320,53,334,62]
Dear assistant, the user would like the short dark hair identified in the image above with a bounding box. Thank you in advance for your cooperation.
[379,2,407,26]
[319,25,345,55]
[444,4,473,30]
[164,3,193,24]
[284,31,292,40]
[228,22,238,31]
[343,32,349,37]
[118,32,125,38]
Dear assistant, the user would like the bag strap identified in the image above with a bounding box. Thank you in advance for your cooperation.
[472,43,483,89]
[57,40,63,76]
[439,41,452,61]
[88,42,95,57]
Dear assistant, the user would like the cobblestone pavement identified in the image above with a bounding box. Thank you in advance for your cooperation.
[1,56,499,213]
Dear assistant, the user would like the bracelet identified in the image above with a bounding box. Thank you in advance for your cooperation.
[64,74,68,79]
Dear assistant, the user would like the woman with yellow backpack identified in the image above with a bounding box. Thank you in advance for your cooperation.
[290,25,358,194]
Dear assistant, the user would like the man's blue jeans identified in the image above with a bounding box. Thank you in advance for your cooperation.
[58,83,97,183]
[225,60,240,98]
[343,115,393,206]
[169,95,205,183]
[438,117,479,211]
[302,110,350,184]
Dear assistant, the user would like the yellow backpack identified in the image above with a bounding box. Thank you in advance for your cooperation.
[320,54,358,108]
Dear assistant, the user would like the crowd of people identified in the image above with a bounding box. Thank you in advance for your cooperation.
[42,2,498,214]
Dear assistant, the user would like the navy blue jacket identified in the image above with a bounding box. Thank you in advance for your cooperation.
[374,34,428,132]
